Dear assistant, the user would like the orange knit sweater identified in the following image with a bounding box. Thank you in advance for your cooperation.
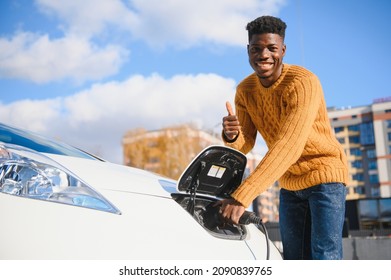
[224,64,348,208]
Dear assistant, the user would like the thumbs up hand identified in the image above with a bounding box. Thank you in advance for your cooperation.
[222,101,240,141]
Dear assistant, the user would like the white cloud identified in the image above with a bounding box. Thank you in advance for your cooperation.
[36,0,138,37]
[0,32,128,83]
[62,72,237,137]
[0,98,62,132]
[1,73,237,163]
[129,0,287,48]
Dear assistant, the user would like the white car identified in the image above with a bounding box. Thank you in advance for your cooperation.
[0,122,282,260]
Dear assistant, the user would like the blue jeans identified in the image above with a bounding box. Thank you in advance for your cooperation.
[279,183,347,260]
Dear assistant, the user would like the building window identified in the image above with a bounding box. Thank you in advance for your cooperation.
[149,157,160,163]
[355,186,365,195]
[334,127,344,133]
[352,173,364,181]
[387,120,391,128]
[369,174,379,184]
[351,160,363,169]
[359,200,378,228]
[350,148,362,156]
[348,124,360,132]
[388,132,391,142]
[367,149,376,158]
[349,136,360,144]
[368,160,377,170]
[148,141,158,147]
[371,187,381,197]
[337,137,345,144]
[360,122,375,145]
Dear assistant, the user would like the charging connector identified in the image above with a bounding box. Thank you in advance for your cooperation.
[238,211,262,225]
[203,204,261,226]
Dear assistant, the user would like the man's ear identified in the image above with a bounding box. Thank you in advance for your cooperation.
[282,44,287,57]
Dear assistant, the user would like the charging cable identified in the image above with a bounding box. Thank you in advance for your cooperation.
[239,211,270,260]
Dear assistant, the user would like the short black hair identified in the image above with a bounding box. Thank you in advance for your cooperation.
[246,15,287,42]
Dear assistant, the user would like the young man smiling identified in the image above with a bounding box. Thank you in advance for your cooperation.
[219,16,349,260]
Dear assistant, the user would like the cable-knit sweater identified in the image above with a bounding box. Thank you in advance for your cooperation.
[224,64,348,208]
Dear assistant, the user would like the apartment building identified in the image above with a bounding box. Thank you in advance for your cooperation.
[328,98,391,200]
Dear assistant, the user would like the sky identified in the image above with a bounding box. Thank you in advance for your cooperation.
[0,0,390,164]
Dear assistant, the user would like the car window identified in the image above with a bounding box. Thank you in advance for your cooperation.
[0,123,100,160]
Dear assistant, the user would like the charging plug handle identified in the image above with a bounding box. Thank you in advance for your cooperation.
[203,204,262,227]
[238,211,262,225]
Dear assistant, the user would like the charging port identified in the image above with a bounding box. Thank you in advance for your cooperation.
[172,193,247,240]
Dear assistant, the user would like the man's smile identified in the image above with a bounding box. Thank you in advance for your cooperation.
[255,61,274,71]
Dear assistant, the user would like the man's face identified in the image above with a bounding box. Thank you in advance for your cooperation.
[247,33,286,87]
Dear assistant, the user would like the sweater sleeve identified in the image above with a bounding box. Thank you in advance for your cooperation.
[231,74,323,207]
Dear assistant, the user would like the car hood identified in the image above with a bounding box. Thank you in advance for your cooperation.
[46,153,175,199]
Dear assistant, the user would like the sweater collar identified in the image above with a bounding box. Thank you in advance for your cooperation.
[256,63,290,92]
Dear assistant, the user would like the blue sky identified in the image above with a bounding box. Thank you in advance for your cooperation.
[0,0,390,163]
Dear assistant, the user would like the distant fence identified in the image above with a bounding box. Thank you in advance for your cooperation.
[264,222,391,260]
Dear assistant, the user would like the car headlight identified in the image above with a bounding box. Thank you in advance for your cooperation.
[0,142,121,214]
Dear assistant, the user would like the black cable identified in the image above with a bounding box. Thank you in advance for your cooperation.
[255,221,270,260]
[238,211,270,260]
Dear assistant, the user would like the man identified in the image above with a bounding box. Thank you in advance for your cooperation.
[220,15,348,260]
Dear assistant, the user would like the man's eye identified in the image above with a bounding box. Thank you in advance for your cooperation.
[250,47,261,53]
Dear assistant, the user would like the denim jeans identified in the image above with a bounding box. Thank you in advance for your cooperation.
[279,183,347,260]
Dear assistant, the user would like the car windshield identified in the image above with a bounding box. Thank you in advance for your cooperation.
[0,123,99,160]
